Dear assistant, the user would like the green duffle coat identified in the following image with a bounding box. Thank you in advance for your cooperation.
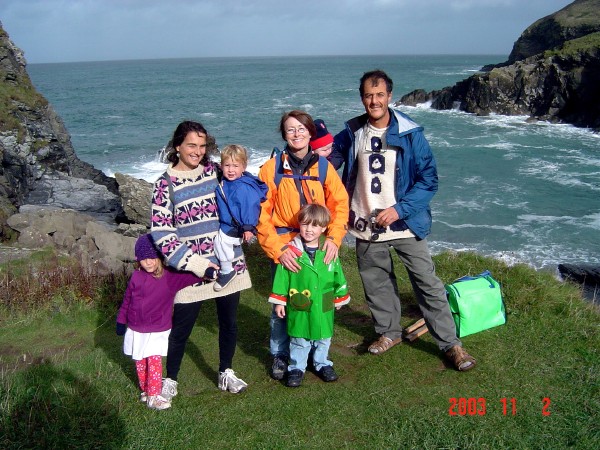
[268,237,350,340]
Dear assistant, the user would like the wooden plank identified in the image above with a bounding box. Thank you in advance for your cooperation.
[405,325,429,342]
[404,318,426,334]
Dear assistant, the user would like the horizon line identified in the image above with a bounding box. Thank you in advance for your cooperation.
[28,53,508,66]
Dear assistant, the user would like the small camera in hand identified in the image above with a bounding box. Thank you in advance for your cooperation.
[369,209,385,234]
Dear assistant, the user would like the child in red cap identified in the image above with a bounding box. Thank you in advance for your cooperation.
[310,119,334,158]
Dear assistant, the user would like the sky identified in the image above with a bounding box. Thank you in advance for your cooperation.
[1,0,575,64]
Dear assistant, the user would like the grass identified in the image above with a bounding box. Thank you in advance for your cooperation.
[544,31,600,58]
[0,32,49,140]
[0,243,598,449]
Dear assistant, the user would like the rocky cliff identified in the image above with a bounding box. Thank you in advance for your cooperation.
[0,22,122,237]
[398,0,600,130]
[504,0,600,66]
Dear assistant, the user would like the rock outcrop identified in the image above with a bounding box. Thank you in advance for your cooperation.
[558,263,600,304]
[0,167,153,267]
[397,0,600,130]
[0,22,123,236]
[2,172,152,274]
[6,206,147,275]
[0,22,149,270]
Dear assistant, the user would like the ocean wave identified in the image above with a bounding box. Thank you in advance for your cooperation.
[519,212,600,231]
[398,103,531,126]
[415,100,432,109]
[446,200,484,211]
[529,120,600,143]
[461,176,482,185]
[518,159,600,192]
[436,220,517,233]
[430,239,600,271]
[478,142,515,151]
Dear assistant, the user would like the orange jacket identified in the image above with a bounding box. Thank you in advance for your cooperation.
[257,152,349,262]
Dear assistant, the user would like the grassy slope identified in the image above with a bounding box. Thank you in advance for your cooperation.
[545,31,600,57]
[0,244,598,449]
[0,27,48,139]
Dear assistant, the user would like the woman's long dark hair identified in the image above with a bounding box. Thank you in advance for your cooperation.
[165,120,219,166]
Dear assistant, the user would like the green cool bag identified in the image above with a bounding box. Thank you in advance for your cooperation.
[445,270,506,337]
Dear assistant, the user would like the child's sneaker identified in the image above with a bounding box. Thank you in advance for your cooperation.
[218,368,248,393]
[214,271,236,292]
[161,377,178,400]
[316,365,339,382]
[270,356,288,380]
[286,369,304,388]
[139,391,147,403]
[147,394,171,410]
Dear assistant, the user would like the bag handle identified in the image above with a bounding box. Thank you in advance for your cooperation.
[452,270,495,288]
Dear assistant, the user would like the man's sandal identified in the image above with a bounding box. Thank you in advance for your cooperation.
[445,345,476,371]
[368,335,402,355]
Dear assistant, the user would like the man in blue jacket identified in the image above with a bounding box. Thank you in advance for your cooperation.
[329,69,476,371]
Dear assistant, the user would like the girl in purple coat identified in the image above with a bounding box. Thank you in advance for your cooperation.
[116,234,202,410]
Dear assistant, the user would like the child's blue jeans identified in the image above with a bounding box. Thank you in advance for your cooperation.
[288,336,333,372]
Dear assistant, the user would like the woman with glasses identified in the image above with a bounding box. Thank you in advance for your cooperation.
[256,110,349,381]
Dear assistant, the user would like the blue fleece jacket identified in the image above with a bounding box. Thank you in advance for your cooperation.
[330,108,438,240]
[215,172,268,237]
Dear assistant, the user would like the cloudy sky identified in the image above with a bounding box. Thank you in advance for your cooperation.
[1,0,574,64]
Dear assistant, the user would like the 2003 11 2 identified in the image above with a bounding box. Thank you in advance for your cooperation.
[448,397,551,416]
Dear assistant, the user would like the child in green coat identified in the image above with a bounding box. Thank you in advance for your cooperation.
[268,203,350,387]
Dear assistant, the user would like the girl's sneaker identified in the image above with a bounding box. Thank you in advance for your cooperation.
[147,395,171,410]
[139,392,147,403]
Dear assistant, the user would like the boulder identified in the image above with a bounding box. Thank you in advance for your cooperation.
[5,206,142,275]
[558,263,600,304]
[25,173,122,218]
[114,173,153,225]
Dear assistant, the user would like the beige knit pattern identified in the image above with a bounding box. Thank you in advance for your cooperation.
[154,163,253,303]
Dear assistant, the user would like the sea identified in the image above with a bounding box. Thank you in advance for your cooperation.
[27,55,600,274]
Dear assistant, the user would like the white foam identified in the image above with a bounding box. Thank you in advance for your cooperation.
[447,200,484,211]
[430,239,600,271]
[461,176,483,185]
[436,220,517,233]
[415,100,433,109]
[519,159,600,192]
[518,212,600,231]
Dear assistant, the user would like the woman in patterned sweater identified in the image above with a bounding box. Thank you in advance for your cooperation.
[151,121,252,398]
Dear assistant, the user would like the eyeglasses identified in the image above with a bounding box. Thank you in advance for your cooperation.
[285,127,308,136]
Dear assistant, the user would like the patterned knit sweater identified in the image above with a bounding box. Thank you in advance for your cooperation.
[150,162,252,303]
